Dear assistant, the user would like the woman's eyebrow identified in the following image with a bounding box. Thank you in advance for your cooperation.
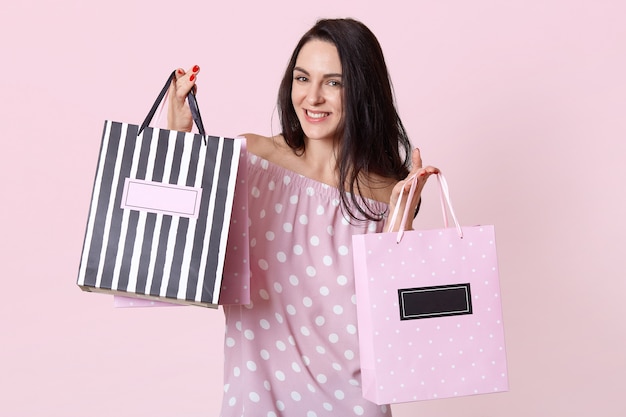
[294,66,342,79]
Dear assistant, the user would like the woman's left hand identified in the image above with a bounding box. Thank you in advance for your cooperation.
[387,148,439,232]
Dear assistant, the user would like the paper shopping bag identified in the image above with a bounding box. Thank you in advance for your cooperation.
[112,141,251,308]
[352,173,508,404]
[112,141,250,307]
[77,72,249,308]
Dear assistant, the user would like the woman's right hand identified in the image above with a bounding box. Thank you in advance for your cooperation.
[167,65,200,132]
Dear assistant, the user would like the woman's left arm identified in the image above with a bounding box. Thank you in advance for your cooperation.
[386,148,439,232]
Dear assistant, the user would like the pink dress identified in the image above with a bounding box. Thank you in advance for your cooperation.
[220,153,392,417]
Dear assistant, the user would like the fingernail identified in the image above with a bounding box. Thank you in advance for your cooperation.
[193,65,200,72]
[177,69,184,75]
[190,74,195,82]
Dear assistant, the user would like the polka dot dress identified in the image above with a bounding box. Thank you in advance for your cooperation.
[220,154,392,417]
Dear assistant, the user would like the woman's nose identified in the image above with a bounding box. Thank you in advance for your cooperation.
[306,85,324,105]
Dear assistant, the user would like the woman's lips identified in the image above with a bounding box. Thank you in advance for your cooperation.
[305,109,330,121]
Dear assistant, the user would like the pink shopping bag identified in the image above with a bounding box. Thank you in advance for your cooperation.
[352,173,508,404]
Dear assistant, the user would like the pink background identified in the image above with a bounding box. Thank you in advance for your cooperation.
[1,1,624,416]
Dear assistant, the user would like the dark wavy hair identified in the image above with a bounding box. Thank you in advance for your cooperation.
[277,18,412,221]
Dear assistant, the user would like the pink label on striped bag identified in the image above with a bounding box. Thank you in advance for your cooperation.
[120,178,202,219]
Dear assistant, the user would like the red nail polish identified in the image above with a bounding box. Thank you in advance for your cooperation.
[193,65,200,72]
[177,69,184,75]
[190,74,195,82]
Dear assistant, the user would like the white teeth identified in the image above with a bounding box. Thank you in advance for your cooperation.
[306,110,328,119]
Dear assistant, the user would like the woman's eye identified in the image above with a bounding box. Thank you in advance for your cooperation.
[328,80,341,87]
[294,76,308,82]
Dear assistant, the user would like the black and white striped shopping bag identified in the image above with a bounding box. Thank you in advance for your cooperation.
[77,72,246,307]
[77,121,243,307]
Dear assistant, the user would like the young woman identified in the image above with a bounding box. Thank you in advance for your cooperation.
[169,18,438,417]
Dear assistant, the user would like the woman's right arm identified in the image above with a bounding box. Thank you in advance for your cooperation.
[167,65,200,132]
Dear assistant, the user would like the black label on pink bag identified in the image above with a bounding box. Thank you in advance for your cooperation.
[398,283,472,320]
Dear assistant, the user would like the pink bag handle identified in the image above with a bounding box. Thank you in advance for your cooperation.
[386,173,418,238]
[436,173,463,238]
[387,172,463,243]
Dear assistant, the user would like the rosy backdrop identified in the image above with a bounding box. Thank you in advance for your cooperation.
[1,1,625,416]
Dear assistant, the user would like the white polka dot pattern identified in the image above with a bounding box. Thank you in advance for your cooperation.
[220,154,391,417]
[353,225,508,404]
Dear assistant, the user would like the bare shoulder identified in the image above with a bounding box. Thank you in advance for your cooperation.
[238,133,291,162]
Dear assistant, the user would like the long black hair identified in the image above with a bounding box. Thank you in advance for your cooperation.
[277,18,412,221]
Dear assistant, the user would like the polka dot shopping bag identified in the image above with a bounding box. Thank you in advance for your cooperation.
[352,173,509,404]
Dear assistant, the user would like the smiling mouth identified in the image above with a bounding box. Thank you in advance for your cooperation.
[306,110,330,119]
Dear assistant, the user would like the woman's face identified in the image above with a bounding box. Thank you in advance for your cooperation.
[291,40,343,143]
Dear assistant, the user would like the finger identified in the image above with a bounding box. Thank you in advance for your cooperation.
[170,68,187,99]
[184,65,200,91]
[403,148,424,180]
[171,65,200,99]
[175,68,186,80]
[187,64,200,82]
[420,165,440,175]
[174,65,200,79]
[412,148,423,170]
